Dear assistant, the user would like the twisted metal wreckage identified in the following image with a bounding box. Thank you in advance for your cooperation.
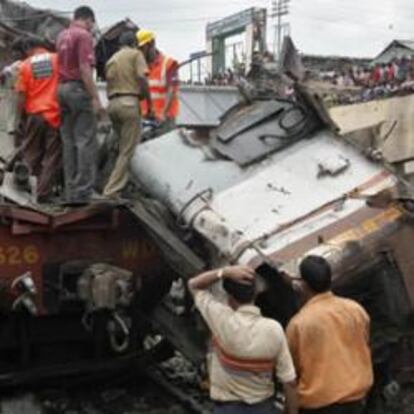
[0,1,413,410]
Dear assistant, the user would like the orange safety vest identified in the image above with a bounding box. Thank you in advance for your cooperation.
[141,53,179,120]
[15,48,60,128]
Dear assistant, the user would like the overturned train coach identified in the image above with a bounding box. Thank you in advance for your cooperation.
[130,93,414,391]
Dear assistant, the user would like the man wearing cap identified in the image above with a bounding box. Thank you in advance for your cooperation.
[286,256,373,414]
[136,29,179,131]
[103,31,152,199]
[56,6,103,203]
[188,265,298,414]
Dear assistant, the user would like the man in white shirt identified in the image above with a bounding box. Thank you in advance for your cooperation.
[188,265,298,414]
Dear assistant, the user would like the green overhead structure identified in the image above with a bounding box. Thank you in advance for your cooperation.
[206,7,267,76]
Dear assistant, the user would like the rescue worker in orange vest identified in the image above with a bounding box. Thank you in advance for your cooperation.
[16,37,62,203]
[136,29,179,131]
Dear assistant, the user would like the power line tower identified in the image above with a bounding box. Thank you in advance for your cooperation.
[271,0,290,60]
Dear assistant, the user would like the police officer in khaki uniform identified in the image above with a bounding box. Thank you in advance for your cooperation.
[104,31,152,198]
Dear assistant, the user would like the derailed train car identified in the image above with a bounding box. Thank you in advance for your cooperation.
[130,92,414,400]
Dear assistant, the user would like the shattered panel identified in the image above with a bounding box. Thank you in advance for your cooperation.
[328,94,414,164]
[279,36,306,82]
[211,100,320,166]
[215,100,287,142]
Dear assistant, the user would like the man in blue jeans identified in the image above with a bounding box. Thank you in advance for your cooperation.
[188,265,298,414]
[56,6,103,203]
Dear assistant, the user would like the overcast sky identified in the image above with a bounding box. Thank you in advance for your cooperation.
[26,0,414,62]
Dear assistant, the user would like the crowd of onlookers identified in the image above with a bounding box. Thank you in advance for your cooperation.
[182,69,240,87]
[194,53,414,106]
[321,56,414,106]
[205,68,238,86]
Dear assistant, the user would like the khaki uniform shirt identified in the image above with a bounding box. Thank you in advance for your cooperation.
[286,292,373,409]
[105,46,148,98]
[194,290,296,404]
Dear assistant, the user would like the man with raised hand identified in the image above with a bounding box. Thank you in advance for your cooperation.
[188,265,298,414]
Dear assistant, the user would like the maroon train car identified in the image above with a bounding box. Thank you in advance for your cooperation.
[0,202,175,383]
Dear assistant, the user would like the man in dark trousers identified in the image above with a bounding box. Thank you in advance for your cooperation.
[188,265,298,414]
[56,6,103,203]
[286,256,374,414]
[103,31,152,199]
[16,37,62,203]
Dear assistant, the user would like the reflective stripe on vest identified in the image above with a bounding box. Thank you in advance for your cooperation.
[150,92,167,99]
[149,55,170,89]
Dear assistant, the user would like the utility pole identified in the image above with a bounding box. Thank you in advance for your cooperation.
[271,0,290,60]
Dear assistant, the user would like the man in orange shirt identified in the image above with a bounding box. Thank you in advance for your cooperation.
[16,38,62,203]
[286,256,373,414]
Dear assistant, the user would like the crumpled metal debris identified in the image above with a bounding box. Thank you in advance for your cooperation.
[211,99,320,166]
[0,170,37,207]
